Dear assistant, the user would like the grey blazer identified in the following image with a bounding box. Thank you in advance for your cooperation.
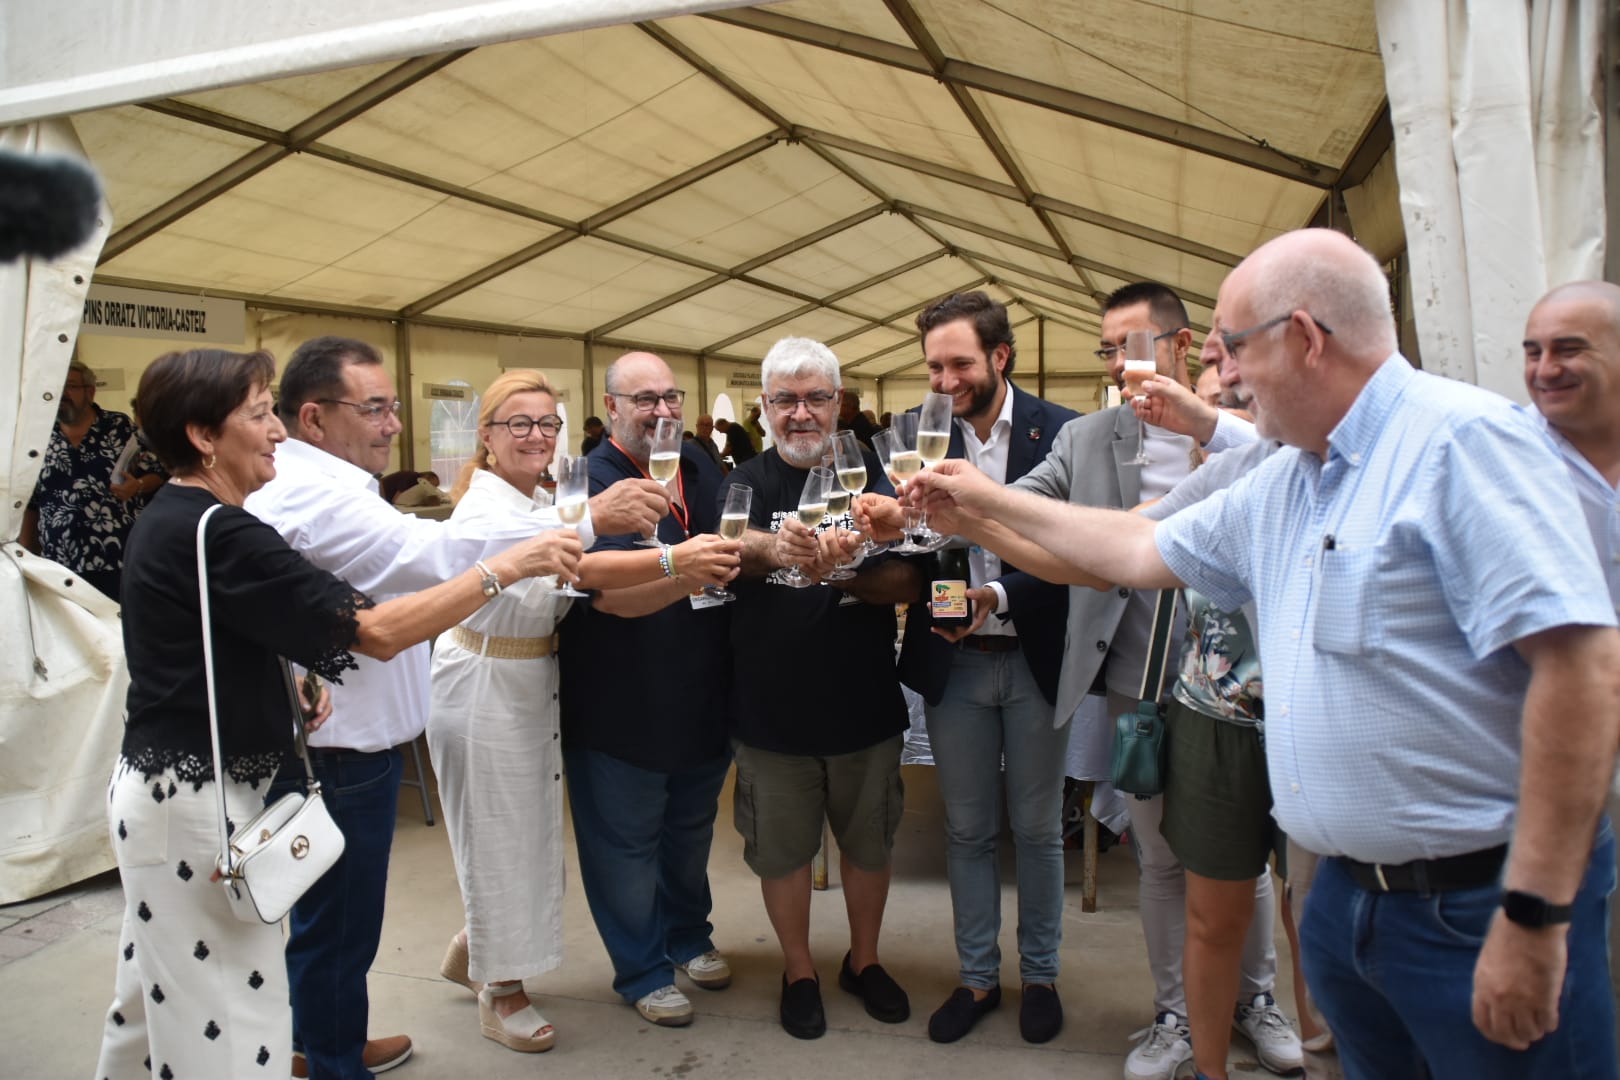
[1010,404,1144,724]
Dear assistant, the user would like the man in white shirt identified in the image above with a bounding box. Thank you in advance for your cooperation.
[246,336,666,1080]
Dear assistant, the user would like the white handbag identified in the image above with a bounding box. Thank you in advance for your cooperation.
[196,504,346,925]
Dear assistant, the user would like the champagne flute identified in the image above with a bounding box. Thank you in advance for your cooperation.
[706,483,751,603]
[782,466,831,589]
[875,422,926,555]
[832,430,884,557]
[551,453,591,596]
[913,392,953,550]
[823,475,855,582]
[1123,329,1156,466]
[636,416,684,546]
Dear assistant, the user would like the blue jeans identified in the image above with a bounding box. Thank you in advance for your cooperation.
[563,748,731,1003]
[267,748,403,1080]
[925,647,1069,988]
[1301,822,1617,1079]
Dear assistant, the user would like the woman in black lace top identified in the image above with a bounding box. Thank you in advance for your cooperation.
[94,348,582,1080]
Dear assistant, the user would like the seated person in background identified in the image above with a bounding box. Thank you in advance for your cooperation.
[394,470,450,508]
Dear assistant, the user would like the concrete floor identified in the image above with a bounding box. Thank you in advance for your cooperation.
[4,764,1297,1080]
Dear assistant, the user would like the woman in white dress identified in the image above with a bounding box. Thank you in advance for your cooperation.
[428,369,741,1053]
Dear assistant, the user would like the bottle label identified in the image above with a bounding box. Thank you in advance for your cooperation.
[931,579,969,619]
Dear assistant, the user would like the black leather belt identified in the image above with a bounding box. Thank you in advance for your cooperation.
[955,635,1020,653]
[1339,844,1508,893]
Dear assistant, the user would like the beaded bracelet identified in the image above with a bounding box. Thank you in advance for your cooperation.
[658,544,677,579]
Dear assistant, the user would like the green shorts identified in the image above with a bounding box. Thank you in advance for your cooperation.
[1160,697,1285,881]
[732,736,905,880]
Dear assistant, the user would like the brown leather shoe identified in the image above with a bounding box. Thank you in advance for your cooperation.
[291,1035,413,1077]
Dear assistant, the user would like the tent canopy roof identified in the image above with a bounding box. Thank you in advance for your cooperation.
[68,0,1389,378]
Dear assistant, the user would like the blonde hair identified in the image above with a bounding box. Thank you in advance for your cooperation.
[451,368,558,502]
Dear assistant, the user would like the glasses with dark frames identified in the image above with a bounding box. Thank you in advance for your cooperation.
[486,414,563,438]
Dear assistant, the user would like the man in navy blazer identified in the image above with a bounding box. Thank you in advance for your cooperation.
[896,292,1079,1047]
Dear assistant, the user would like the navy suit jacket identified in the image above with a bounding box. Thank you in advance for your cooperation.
[897,382,1079,707]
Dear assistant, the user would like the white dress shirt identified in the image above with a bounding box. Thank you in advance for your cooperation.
[958,387,1018,636]
[244,440,586,751]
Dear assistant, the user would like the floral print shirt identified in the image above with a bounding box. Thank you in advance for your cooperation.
[1172,587,1262,724]
[28,405,141,575]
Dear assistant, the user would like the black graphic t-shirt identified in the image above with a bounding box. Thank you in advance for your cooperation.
[721,447,914,757]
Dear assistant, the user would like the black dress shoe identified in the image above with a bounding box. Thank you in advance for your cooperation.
[780,974,826,1039]
[1020,983,1063,1043]
[837,951,910,1023]
[927,985,1001,1043]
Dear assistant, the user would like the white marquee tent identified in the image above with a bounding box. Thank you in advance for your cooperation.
[0,0,1609,900]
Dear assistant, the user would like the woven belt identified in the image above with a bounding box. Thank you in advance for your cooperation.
[954,635,1020,653]
[449,626,556,660]
[1339,844,1508,894]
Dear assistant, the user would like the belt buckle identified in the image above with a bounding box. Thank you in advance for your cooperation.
[1372,863,1390,892]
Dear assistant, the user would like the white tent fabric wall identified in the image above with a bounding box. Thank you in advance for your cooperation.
[1376,0,1606,402]
[0,120,129,904]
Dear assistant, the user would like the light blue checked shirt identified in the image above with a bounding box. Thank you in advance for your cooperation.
[1156,356,1616,863]
[1528,407,1620,614]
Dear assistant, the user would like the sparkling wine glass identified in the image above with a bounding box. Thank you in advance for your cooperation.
[832,430,885,558]
[822,471,856,582]
[782,466,831,589]
[874,425,926,555]
[551,453,590,596]
[1123,329,1156,466]
[912,392,953,550]
[636,416,684,546]
[706,483,751,603]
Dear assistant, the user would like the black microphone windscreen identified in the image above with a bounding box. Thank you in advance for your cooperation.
[0,152,103,263]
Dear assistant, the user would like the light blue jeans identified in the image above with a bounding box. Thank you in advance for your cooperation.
[925,646,1069,988]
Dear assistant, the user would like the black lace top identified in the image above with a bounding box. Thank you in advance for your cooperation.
[119,484,372,787]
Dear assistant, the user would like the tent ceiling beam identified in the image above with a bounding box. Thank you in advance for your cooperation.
[101,52,468,262]
[700,7,1336,187]
[955,248,1102,312]
[828,274,991,359]
[702,247,949,354]
[883,0,1097,298]
[877,313,1042,379]
[799,125,1243,267]
[399,130,784,317]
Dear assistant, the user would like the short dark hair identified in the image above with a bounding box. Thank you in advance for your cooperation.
[138,349,276,472]
[1102,282,1190,336]
[583,415,604,431]
[276,336,383,422]
[916,291,1017,374]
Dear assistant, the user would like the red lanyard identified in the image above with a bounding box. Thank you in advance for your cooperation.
[609,437,689,537]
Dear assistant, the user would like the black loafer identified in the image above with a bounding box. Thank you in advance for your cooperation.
[927,985,1001,1043]
[1020,983,1063,1043]
[780,974,826,1039]
[837,951,910,1023]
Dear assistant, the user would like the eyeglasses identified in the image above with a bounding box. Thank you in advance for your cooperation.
[317,398,402,422]
[1093,329,1178,362]
[1220,313,1335,360]
[611,390,686,412]
[766,390,838,414]
[487,413,563,438]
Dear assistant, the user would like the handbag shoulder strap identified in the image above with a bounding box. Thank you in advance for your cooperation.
[195,503,236,871]
[1136,589,1181,704]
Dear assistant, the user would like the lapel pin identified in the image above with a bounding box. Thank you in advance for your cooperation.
[1027,426,1041,441]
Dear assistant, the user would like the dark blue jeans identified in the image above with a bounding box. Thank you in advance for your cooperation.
[1301,822,1616,1079]
[563,748,730,1003]
[268,747,403,1080]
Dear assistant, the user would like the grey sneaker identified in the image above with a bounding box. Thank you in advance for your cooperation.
[677,949,733,989]
[1124,1011,1193,1080]
[1233,991,1304,1075]
[635,984,694,1026]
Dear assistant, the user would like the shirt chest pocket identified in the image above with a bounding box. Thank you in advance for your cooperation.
[1313,546,1381,655]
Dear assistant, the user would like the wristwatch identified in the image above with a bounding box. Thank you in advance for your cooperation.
[1501,890,1573,928]
[474,560,502,599]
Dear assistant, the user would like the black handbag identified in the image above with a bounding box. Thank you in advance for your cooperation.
[1110,589,1180,796]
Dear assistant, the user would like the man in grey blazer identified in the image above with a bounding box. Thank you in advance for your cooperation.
[1007,282,1274,1080]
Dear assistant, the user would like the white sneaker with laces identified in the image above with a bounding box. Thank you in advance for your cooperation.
[1233,991,1305,1075]
[635,984,694,1026]
[1124,1010,1193,1080]
[677,949,733,989]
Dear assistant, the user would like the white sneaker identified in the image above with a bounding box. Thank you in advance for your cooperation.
[1124,1011,1193,1080]
[677,949,733,989]
[635,984,694,1026]
[1233,991,1304,1075]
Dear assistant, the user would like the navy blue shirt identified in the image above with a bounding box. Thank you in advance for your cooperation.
[559,439,732,772]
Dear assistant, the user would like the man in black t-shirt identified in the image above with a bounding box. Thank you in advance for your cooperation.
[722,337,922,1040]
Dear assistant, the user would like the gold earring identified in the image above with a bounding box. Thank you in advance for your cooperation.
[203,453,217,470]
[486,451,497,467]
